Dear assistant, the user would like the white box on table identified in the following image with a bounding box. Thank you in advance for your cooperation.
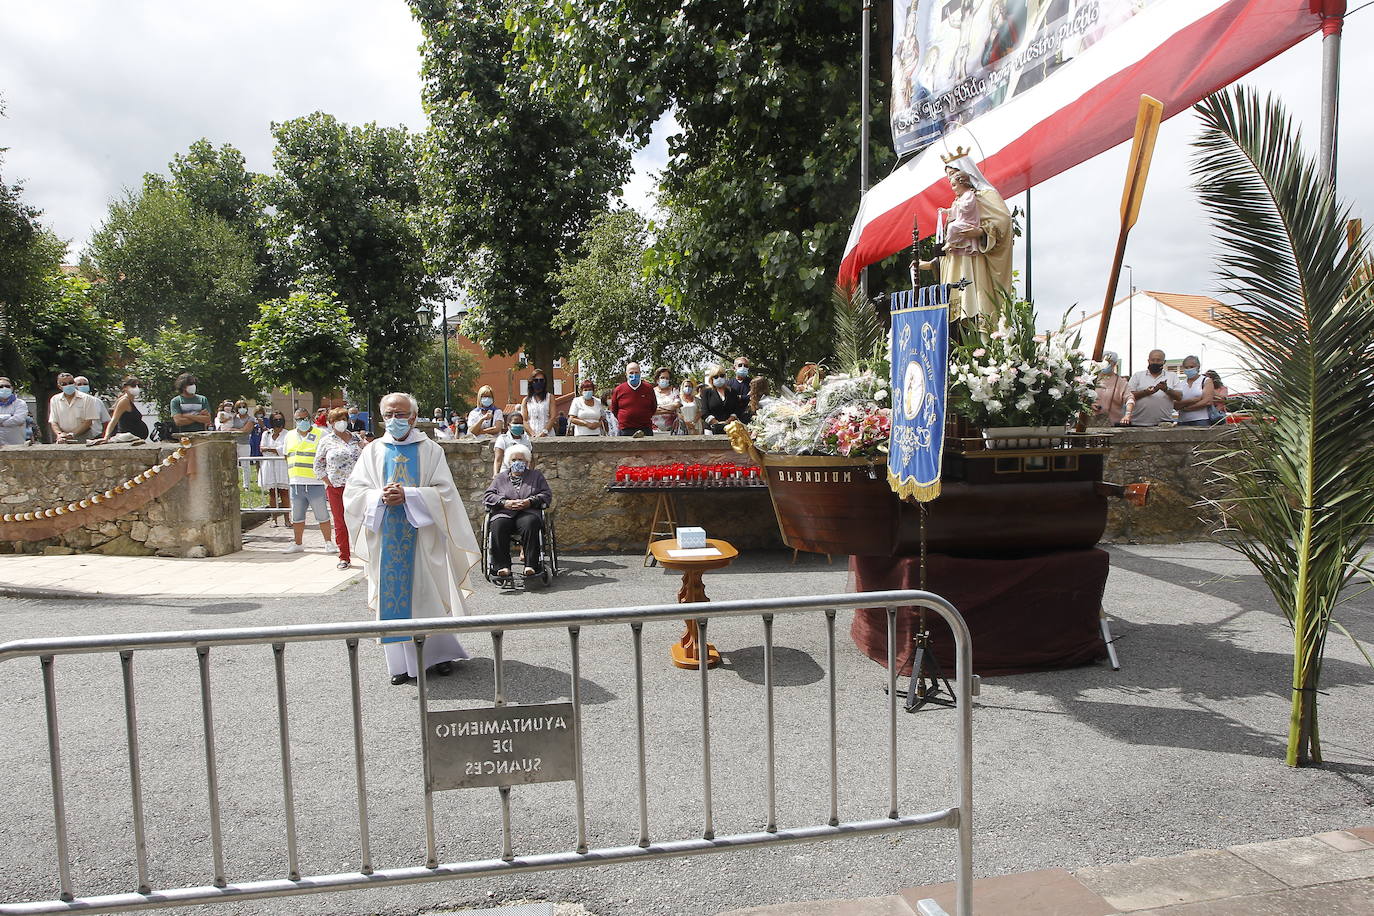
[675,527,707,549]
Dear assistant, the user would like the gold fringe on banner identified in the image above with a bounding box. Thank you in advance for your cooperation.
[888,469,941,502]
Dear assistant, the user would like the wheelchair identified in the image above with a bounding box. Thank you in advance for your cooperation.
[479,503,559,589]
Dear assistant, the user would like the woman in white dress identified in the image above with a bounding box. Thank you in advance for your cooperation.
[522,369,553,438]
[259,411,291,525]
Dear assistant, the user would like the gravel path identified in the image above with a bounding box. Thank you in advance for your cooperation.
[0,544,1369,916]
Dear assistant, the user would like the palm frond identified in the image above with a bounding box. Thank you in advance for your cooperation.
[829,283,885,377]
[1192,86,1374,767]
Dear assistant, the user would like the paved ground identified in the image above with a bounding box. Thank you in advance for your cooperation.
[0,542,1370,916]
[0,520,360,598]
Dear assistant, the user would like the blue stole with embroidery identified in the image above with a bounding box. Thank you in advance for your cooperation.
[379,441,421,644]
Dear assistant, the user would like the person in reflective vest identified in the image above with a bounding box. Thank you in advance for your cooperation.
[282,408,334,554]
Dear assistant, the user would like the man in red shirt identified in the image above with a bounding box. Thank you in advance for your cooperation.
[609,361,657,436]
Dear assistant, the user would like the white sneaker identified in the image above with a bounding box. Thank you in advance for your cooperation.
[324,542,339,555]
[283,543,305,554]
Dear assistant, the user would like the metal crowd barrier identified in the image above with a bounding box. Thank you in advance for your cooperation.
[236,456,288,517]
[0,590,974,915]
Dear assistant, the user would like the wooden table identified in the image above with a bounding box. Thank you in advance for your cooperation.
[606,483,767,567]
[649,538,738,669]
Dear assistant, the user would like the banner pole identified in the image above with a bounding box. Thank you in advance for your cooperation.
[1025,188,1033,302]
[860,0,872,302]
[1091,95,1163,362]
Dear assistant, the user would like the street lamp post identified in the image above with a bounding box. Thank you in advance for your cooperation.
[441,299,451,419]
[1125,264,1134,376]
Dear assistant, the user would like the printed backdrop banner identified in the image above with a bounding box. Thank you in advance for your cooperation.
[892,0,1165,156]
[888,286,950,502]
[844,0,1325,288]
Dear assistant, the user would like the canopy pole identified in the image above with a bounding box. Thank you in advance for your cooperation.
[1316,2,1345,188]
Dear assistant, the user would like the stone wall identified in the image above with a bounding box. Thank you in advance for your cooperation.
[439,437,782,552]
[0,428,1233,558]
[0,434,241,557]
[1101,426,1233,543]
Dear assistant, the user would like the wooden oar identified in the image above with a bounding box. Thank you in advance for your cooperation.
[1091,95,1164,362]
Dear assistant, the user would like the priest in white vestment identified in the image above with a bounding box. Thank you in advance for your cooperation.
[344,392,480,685]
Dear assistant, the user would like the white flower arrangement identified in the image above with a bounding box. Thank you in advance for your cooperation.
[748,371,890,456]
[949,296,1099,429]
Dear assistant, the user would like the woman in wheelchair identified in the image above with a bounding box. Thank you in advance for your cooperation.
[481,444,552,579]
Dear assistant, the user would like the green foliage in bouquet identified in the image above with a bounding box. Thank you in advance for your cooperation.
[948,294,1097,429]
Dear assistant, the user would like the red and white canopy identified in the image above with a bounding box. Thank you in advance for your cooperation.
[840,0,1339,289]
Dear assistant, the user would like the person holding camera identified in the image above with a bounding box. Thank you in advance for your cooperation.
[1126,349,1183,427]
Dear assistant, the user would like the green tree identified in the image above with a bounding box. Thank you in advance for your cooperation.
[82,185,259,400]
[0,106,68,387]
[156,138,283,299]
[18,273,124,440]
[265,113,433,400]
[509,0,908,379]
[409,334,482,418]
[555,208,722,383]
[408,0,630,382]
[126,322,209,423]
[241,292,366,404]
[1194,87,1374,766]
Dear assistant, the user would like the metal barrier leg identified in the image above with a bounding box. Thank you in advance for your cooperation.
[119,651,151,894]
[631,622,650,848]
[825,609,839,827]
[40,656,74,902]
[698,616,713,840]
[271,644,300,881]
[345,639,373,874]
[492,631,514,862]
[762,614,777,834]
[196,646,226,888]
[416,636,437,869]
[569,628,588,854]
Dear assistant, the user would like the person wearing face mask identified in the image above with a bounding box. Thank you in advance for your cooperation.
[73,375,111,430]
[1126,349,1183,427]
[492,410,534,475]
[482,443,553,581]
[102,376,150,441]
[170,373,212,433]
[0,376,30,446]
[249,406,266,458]
[726,357,752,401]
[675,378,703,435]
[1090,351,1130,428]
[651,366,681,433]
[1173,356,1216,427]
[522,369,553,438]
[466,385,505,441]
[48,371,102,443]
[344,392,480,685]
[610,361,657,437]
[700,365,744,435]
[567,380,607,436]
[259,411,291,523]
[282,408,333,554]
[314,407,363,569]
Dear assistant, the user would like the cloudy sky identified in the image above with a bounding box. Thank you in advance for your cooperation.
[2,1,1371,352]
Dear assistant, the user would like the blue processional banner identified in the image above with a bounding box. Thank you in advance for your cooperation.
[887,285,949,502]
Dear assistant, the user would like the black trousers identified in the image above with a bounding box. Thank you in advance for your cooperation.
[489,511,542,571]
